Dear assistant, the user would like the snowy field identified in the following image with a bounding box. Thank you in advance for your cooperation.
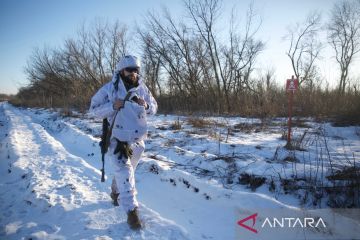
[0,102,359,240]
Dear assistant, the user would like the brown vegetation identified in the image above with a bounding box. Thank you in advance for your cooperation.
[9,0,360,125]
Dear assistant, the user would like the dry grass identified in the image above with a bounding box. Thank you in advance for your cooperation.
[170,118,182,130]
[187,117,213,128]
[238,173,266,191]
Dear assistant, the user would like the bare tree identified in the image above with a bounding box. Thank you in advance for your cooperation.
[327,0,360,94]
[184,0,264,112]
[105,20,129,73]
[183,0,223,109]
[138,0,264,113]
[138,8,210,108]
[259,67,276,91]
[285,12,322,87]
[224,3,264,95]
[22,20,132,109]
[141,38,162,97]
[25,47,71,97]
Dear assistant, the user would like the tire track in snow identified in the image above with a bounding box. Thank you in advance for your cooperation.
[6,106,104,204]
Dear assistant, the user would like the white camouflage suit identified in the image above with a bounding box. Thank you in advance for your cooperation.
[89,57,157,212]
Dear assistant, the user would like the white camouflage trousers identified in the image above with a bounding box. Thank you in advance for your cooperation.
[109,138,145,212]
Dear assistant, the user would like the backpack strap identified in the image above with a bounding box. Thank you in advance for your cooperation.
[113,73,120,91]
[124,91,133,102]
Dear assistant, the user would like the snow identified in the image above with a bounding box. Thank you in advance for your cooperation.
[0,103,188,240]
[0,102,359,240]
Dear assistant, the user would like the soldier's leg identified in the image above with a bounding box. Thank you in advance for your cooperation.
[110,176,119,206]
[111,176,118,193]
[129,141,145,170]
[109,139,138,212]
[109,139,143,229]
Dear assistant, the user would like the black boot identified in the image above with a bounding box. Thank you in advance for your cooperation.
[110,192,119,206]
[127,207,142,230]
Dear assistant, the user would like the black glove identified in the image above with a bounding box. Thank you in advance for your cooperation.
[113,139,133,159]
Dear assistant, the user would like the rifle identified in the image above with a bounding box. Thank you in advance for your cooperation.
[100,118,109,182]
[99,92,133,182]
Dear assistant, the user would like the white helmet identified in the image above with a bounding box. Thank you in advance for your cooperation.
[116,55,141,72]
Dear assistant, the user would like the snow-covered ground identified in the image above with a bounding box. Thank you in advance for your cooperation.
[0,102,359,240]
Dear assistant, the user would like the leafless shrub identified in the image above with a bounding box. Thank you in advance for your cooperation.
[281,179,300,194]
[292,118,311,128]
[326,166,360,208]
[59,108,74,117]
[170,118,182,130]
[238,173,266,191]
[326,165,360,208]
[187,118,213,128]
[233,122,261,133]
[355,128,360,137]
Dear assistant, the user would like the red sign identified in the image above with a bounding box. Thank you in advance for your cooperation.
[286,76,299,92]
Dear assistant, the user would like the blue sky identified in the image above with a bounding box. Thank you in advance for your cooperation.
[1,0,358,94]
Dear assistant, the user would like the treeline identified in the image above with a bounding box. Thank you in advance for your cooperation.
[11,0,360,124]
[0,93,14,102]
[12,20,129,111]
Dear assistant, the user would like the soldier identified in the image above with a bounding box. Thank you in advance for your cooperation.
[90,55,157,230]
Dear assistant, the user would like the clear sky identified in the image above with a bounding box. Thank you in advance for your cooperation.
[1,0,359,94]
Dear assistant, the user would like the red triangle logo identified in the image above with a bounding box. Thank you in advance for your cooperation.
[237,213,258,233]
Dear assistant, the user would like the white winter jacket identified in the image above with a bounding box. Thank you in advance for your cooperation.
[89,74,157,142]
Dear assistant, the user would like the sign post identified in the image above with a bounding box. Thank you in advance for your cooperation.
[286,75,299,148]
